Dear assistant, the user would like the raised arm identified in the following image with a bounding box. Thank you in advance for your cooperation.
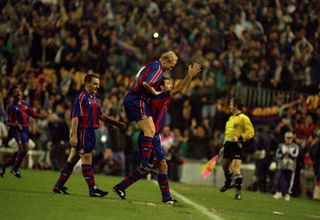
[100,114,126,129]
[170,63,201,97]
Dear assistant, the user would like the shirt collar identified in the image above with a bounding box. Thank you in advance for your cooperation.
[83,88,94,99]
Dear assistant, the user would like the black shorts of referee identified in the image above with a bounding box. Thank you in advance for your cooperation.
[223,141,243,160]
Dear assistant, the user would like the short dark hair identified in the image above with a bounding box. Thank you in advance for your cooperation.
[232,97,244,110]
[84,74,99,84]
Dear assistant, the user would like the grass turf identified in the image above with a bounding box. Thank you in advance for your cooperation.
[0,169,319,220]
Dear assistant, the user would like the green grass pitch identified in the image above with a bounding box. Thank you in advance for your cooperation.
[0,169,319,220]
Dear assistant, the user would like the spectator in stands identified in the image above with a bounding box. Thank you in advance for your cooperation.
[273,132,299,201]
[254,127,271,193]
[0,121,7,147]
[48,104,70,170]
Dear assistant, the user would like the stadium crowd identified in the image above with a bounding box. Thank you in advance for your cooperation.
[0,0,320,199]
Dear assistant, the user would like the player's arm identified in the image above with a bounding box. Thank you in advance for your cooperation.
[69,117,78,147]
[100,114,126,129]
[170,63,201,97]
[70,98,81,147]
[142,81,161,96]
[5,121,22,130]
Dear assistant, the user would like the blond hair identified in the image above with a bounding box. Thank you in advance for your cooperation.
[159,50,178,62]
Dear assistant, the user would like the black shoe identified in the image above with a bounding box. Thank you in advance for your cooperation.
[10,169,21,178]
[89,188,108,197]
[113,185,126,199]
[0,165,5,177]
[163,198,177,205]
[53,185,69,194]
[138,163,158,175]
[234,190,242,200]
[219,184,234,192]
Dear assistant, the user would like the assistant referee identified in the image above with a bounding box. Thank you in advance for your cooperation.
[219,97,255,200]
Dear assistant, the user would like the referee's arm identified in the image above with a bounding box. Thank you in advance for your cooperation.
[241,116,255,142]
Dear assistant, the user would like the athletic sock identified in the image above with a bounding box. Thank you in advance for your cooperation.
[82,164,96,191]
[12,150,27,171]
[158,174,171,202]
[2,151,18,168]
[224,170,233,186]
[235,174,243,191]
[117,169,143,190]
[55,161,76,187]
[140,136,153,166]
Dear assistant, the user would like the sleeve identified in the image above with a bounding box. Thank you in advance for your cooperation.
[241,115,255,141]
[71,96,82,118]
[6,105,17,123]
[144,63,162,86]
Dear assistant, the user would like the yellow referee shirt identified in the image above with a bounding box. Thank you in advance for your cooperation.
[224,113,255,143]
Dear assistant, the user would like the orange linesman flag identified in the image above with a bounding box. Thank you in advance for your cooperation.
[200,154,220,179]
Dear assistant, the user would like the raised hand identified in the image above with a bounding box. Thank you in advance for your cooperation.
[187,63,201,79]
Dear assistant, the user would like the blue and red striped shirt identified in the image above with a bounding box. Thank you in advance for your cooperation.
[6,101,37,128]
[72,89,102,129]
[131,61,163,96]
[151,91,171,134]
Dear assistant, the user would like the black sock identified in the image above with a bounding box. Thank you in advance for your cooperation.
[235,174,243,191]
[224,170,233,186]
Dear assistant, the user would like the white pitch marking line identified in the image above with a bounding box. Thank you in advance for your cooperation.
[152,181,224,220]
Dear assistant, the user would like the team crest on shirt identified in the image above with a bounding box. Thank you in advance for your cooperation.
[233,123,239,129]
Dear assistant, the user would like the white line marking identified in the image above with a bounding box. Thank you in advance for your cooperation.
[152,181,224,220]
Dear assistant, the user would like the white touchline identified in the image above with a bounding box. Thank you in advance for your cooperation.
[152,181,224,220]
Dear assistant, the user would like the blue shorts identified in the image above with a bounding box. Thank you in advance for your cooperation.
[77,127,96,153]
[9,127,29,145]
[124,90,151,122]
[138,132,165,161]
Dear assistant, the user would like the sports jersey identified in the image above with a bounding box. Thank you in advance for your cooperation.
[72,89,102,129]
[224,113,254,143]
[6,101,37,128]
[150,91,171,134]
